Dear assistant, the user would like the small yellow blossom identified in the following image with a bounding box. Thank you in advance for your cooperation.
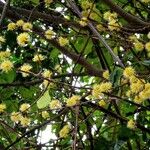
[42,69,52,87]
[0,51,11,60]
[129,35,138,42]
[145,42,150,52]
[58,37,69,47]
[134,95,144,104]
[45,29,55,40]
[108,19,120,31]
[41,111,49,119]
[49,100,62,110]
[92,82,112,99]
[123,66,135,78]
[79,17,88,27]
[16,20,24,27]
[19,103,30,112]
[20,116,31,127]
[129,75,138,83]
[20,64,32,77]
[103,11,111,21]
[59,124,70,138]
[103,70,109,80]
[126,90,131,97]
[66,95,80,107]
[127,119,136,129]
[33,54,45,62]
[22,22,33,31]
[0,104,6,113]
[134,41,144,52]
[10,112,21,123]
[0,36,5,43]
[43,69,52,78]
[130,80,144,94]
[45,0,53,4]
[96,24,106,32]
[0,60,13,73]
[17,32,30,46]
[99,100,106,107]
[7,22,16,31]
[104,11,117,21]
[55,65,62,73]
[81,1,92,10]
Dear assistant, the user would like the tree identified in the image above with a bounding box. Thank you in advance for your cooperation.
[0,0,150,149]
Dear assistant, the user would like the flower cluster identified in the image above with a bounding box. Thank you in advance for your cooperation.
[20,63,32,77]
[66,95,80,107]
[104,11,121,31]
[0,104,6,113]
[17,32,30,47]
[0,60,13,73]
[59,124,70,138]
[127,119,136,129]
[49,100,62,110]
[92,82,112,99]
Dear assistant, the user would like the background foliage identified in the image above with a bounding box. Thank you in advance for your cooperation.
[0,0,150,149]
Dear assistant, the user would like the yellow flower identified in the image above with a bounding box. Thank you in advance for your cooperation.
[96,24,106,32]
[134,95,144,104]
[59,124,70,138]
[17,32,30,46]
[134,41,144,52]
[7,22,16,31]
[123,66,135,78]
[33,54,45,62]
[130,80,144,94]
[20,116,31,127]
[0,51,11,60]
[103,70,109,80]
[147,32,150,39]
[49,100,62,110]
[108,19,120,31]
[45,29,55,40]
[103,11,111,21]
[129,35,138,42]
[45,0,53,4]
[20,64,32,77]
[129,75,138,83]
[126,90,131,97]
[19,103,30,112]
[81,1,92,10]
[42,70,52,87]
[92,82,112,99]
[10,112,21,123]
[79,17,88,27]
[66,95,80,107]
[0,104,6,113]
[43,69,52,78]
[58,37,69,47]
[99,100,106,107]
[16,20,24,27]
[41,111,49,119]
[0,36,5,43]
[22,22,33,31]
[127,119,136,129]
[104,11,117,21]
[0,60,13,73]
[145,42,150,52]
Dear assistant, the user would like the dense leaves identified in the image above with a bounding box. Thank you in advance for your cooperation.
[0,0,150,149]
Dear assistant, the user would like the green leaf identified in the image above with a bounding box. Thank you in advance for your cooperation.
[0,70,16,84]
[37,90,51,109]
[110,67,123,87]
